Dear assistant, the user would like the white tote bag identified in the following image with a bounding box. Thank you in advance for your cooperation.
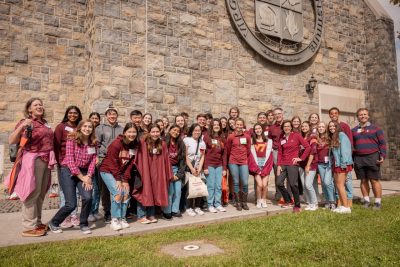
[186,172,209,199]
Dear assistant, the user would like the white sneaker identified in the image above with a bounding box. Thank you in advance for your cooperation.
[186,208,197,217]
[261,199,268,208]
[194,207,205,215]
[332,206,343,213]
[93,213,103,220]
[337,206,351,214]
[256,199,262,209]
[110,218,122,231]
[88,214,96,222]
[120,219,130,229]
[308,204,318,211]
[208,206,217,213]
[216,206,226,212]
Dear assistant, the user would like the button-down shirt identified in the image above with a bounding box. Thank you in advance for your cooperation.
[16,118,54,153]
[61,139,97,177]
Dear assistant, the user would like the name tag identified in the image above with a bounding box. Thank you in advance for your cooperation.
[87,147,96,154]
[129,149,136,156]
[357,128,362,133]
[152,148,158,154]
[264,131,268,137]
[45,123,51,128]
[324,156,329,163]
[300,145,304,150]
[240,138,247,145]
[65,126,74,132]
[280,139,287,145]
[212,139,218,145]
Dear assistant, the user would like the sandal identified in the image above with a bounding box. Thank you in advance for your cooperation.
[138,217,151,224]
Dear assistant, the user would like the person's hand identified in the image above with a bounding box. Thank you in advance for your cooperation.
[83,182,93,191]
[204,169,209,175]
[377,157,384,164]
[116,181,123,192]
[192,168,199,176]
[277,166,282,177]
[122,181,130,193]
[173,175,179,181]
[292,157,302,164]
[305,165,310,175]
[222,170,227,177]
[22,119,32,128]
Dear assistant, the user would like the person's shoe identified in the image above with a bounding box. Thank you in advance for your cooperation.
[162,212,172,219]
[22,228,46,237]
[208,206,218,213]
[48,222,63,234]
[88,214,96,222]
[330,203,336,210]
[93,213,103,221]
[36,223,49,232]
[222,202,228,207]
[304,204,312,211]
[120,219,130,228]
[261,199,268,208]
[373,202,382,210]
[171,212,182,217]
[60,216,73,229]
[104,214,112,224]
[332,206,343,213]
[80,226,92,235]
[186,208,197,217]
[278,198,286,205]
[308,204,318,211]
[70,215,80,227]
[293,207,301,213]
[256,199,262,209]
[138,217,151,224]
[338,207,351,214]
[324,203,331,209]
[110,218,122,230]
[362,201,371,209]
[194,207,205,215]
[148,217,158,223]
[240,192,249,210]
[281,202,290,208]
[216,206,226,212]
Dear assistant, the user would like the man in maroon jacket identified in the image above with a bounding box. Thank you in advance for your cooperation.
[329,107,353,207]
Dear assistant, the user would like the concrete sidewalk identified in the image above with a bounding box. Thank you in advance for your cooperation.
[0,180,399,248]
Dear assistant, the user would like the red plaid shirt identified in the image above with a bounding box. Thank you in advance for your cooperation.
[61,139,97,177]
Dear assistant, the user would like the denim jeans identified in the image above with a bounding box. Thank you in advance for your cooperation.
[100,172,130,220]
[318,163,335,202]
[228,164,249,193]
[51,167,92,227]
[90,167,100,215]
[299,168,317,205]
[137,202,155,219]
[206,166,223,208]
[163,166,182,214]
[345,172,353,199]
[57,166,78,216]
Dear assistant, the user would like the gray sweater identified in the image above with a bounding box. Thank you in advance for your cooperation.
[95,122,123,159]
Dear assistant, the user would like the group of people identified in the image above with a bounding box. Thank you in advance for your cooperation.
[5,97,386,237]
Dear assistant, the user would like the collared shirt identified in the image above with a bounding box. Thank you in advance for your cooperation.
[224,131,251,166]
[16,118,54,153]
[278,132,310,166]
[268,122,282,150]
[352,122,386,158]
[61,139,97,177]
[54,122,77,164]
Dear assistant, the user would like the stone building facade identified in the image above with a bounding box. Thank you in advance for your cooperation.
[0,0,399,180]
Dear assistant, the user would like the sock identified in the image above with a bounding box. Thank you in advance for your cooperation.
[375,198,381,204]
[364,196,370,202]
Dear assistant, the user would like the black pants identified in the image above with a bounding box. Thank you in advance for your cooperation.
[276,165,300,207]
[52,167,92,227]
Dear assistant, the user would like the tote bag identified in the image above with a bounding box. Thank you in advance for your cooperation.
[186,172,208,199]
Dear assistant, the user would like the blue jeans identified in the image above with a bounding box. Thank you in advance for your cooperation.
[163,166,182,214]
[206,166,223,208]
[299,168,317,205]
[51,167,92,227]
[137,202,155,219]
[100,172,130,220]
[228,164,249,193]
[57,166,78,216]
[345,172,353,200]
[318,163,335,202]
[90,167,100,215]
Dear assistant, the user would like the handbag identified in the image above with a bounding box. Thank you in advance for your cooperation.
[186,172,208,199]
[9,144,18,162]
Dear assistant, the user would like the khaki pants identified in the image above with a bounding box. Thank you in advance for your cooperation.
[22,158,50,230]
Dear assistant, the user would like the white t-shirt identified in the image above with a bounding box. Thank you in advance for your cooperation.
[183,137,206,168]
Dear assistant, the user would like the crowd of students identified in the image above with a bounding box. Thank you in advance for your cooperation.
[5,97,387,237]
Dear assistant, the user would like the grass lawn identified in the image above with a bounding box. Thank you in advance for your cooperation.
[1,196,399,267]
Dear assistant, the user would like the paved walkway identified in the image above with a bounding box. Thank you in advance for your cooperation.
[0,180,399,248]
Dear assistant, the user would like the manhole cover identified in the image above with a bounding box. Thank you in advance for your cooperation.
[161,240,224,258]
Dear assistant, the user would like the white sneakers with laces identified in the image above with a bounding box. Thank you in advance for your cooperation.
[186,208,197,217]
[110,218,122,231]
[194,207,205,215]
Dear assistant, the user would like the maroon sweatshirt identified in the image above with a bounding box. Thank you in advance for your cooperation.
[203,133,226,170]
[224,131,251,166]
[100,135,137,182]
[54,122,77,164]
[268,122,282,150]
[278,132,310,166]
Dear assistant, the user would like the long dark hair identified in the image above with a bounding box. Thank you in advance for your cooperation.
[251,122,267,144]
[208,118,223,139]
[122,122,140,147]
[145,124,163,153]
[165,124,184,158]
[175,114,188,136]
[68,119,97,146]
[187,123,202,139]
[220,116,228,136]
[61,105,82,125]
[328,121,342,148]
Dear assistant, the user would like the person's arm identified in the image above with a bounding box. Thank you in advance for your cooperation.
[376,127,386,161]
[305,140,317,174]
[339,133,351,168]
[299,135,311,162]
[176,142,187,180]
[95,125,106,159]
[64,139,84,179]
[198,152,205,174]
[185,144,196,175]
[223,136,232,170]
[9,119,31,144]
[87,148,97,177]
[53,124,63,163]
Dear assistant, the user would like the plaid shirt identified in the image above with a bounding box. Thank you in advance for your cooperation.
[61,139,97,177]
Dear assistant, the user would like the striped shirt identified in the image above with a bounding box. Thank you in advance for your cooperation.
[61,139,97,177]
[352,122,386,159]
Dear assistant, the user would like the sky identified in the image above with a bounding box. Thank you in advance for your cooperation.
[378,0,400,88]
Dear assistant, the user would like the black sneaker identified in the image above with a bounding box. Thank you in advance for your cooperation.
[373,202,381,210]
[162,213,172,220]
[362,201,371,209]
[104,214,112,224]
[171,212,182,218]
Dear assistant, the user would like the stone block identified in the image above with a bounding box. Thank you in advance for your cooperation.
[129,79,145,93]
[113,19,131,32]
[0,101,8,110]
[101,85,119,98]
[111,65,131,78]
[21,77,41,91]
[148,54,164,70]
[215,79,236,104]
[104,1,120,19]
[180,13,197,26]
[0,4,10,15]
[167,73,190,87]
[44,15,59,27]
[147,90,163,103]
[164,94,175,104]
[10,42,28,63]
[148,13,166,25]
[102,29,122,44]
[132,20,145,34]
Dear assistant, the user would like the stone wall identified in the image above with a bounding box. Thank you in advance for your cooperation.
[0,0,399,180]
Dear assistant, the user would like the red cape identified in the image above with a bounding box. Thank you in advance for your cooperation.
[133,139,173,207]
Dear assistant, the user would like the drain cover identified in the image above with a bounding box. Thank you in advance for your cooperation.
[183,245,200,251]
